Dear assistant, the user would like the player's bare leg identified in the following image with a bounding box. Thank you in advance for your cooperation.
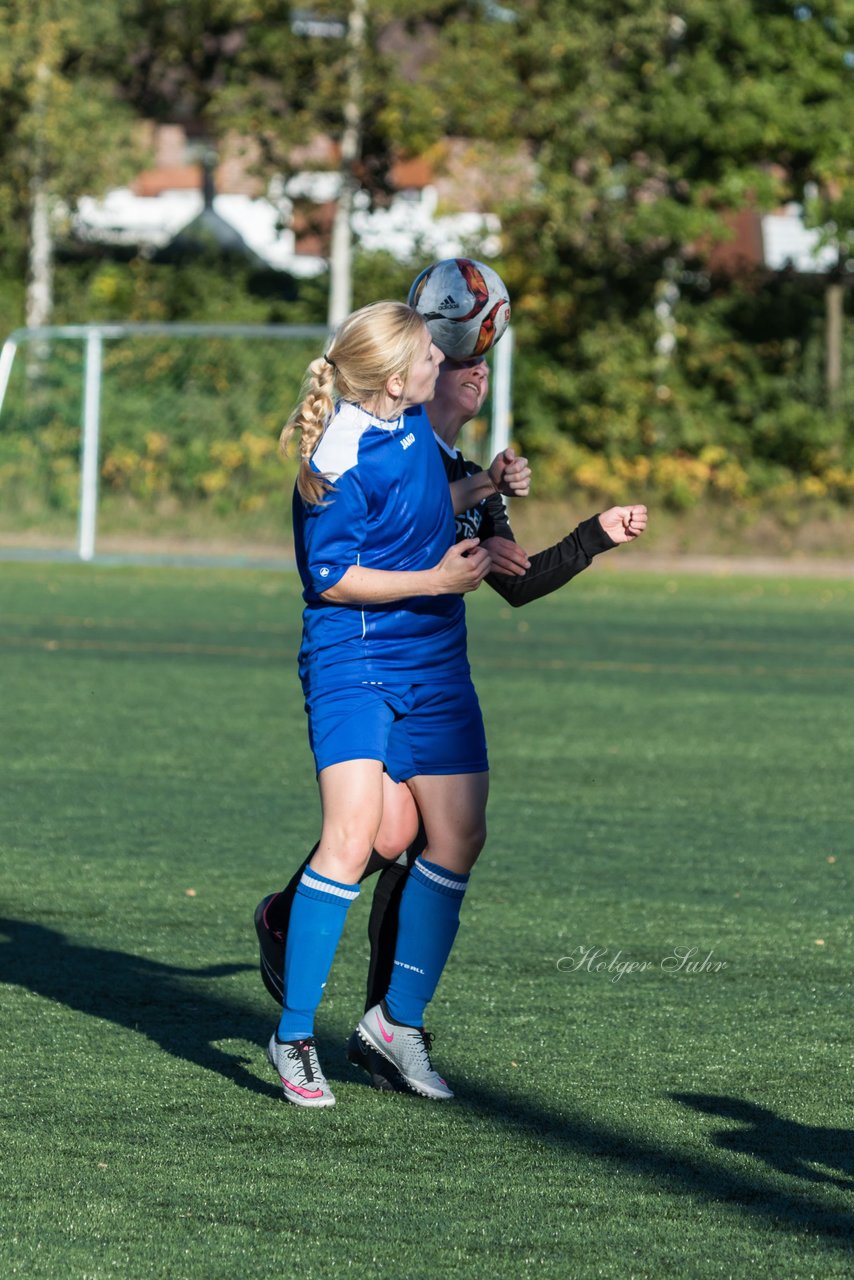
[256,770,415,1005]
[404,771,489,875]
[270,760,385,1106]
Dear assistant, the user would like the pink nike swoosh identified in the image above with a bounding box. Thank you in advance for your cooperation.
[376,1012,394,1044]
[281,1076,323,1099]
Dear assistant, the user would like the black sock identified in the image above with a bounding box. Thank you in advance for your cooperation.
[361,848,402,880]
[364,862,408,1011]
[379,997,411,1027]
[363,821,428,1010]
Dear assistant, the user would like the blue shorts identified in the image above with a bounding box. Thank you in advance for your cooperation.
[305,679,488,780]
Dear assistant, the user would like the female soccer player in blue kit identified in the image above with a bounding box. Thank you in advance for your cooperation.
[269,300,529,1107]
[259,326,647,1097]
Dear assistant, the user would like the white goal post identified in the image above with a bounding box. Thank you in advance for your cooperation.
[0,321,514,562]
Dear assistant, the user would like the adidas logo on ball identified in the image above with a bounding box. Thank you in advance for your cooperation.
[438,294,457,310]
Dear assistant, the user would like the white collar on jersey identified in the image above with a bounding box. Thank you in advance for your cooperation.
[344,400,405,428]
[432,430,460,458]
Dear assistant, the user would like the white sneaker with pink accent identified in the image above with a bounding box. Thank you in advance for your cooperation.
[267,1033,336,1107]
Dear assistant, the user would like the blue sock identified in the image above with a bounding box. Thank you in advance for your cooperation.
[384,856,469,1027]
[277,867,359,1041]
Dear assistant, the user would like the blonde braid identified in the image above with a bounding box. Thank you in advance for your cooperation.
[280,357,337,505]
[281,302,428,506]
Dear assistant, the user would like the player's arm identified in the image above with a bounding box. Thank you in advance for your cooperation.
[446,452,530,574]
[303,451,492,604]
[446,446,635,602]
[321,540,491,604]
[483,506,647,607]
[449,447,531,514]
[484,518,612,606]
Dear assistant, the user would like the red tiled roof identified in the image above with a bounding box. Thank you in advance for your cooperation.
[132,166,203,197]
[389,156,433,190]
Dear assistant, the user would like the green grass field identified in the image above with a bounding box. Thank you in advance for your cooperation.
[1,561,852,1279]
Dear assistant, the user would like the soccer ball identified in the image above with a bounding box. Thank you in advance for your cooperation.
[408,258,511,359]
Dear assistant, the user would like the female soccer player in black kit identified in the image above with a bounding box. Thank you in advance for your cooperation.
[256,334,648,1093]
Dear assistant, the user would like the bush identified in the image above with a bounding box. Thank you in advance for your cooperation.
[513,273,854,510]
[1,252,852,527]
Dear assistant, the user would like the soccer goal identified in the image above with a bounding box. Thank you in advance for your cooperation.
[0,322,514,562]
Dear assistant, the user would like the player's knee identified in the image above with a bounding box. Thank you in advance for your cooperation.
[374,811,420,859]
[318,825,378,879]
[465,815,487,861]
[436,815,486,871]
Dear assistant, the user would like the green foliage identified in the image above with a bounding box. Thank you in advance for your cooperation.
[2,2,854,523]
[516,274,854,510]
[1,252,852,524]
[0,0,141,246]
[0,270,26,343]
[0,250,458,532]
[351,248,430,307]
[53,255,312,326]
[0,258,335,522]
[490,0,854,509]
[498,0,853,273]
[0,334,317,520]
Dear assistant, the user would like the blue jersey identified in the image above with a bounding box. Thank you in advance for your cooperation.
[293,401,471,691]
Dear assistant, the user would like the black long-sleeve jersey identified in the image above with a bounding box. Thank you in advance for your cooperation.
[436,436,617,607]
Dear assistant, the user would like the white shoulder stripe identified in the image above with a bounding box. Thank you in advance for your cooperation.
[312,403,372,482]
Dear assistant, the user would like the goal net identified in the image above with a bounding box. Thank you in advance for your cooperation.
[0,322,513,561]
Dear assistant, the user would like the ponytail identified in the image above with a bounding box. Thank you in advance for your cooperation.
[280,357,336,505]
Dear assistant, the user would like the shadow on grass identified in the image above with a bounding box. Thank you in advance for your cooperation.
[444,1081,854,1248]
[0,916,344,1101]
[3,917,853,1248]
[670,1092,854,1192]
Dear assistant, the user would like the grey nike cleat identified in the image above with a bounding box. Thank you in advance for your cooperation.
[345,1029,407,1093]
[267,1033,336,1107]
[355,1002,454,1101]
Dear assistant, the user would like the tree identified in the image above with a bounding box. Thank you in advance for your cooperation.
[0,0,140,329]
[192,1,514,318]
[466,0,854,471]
